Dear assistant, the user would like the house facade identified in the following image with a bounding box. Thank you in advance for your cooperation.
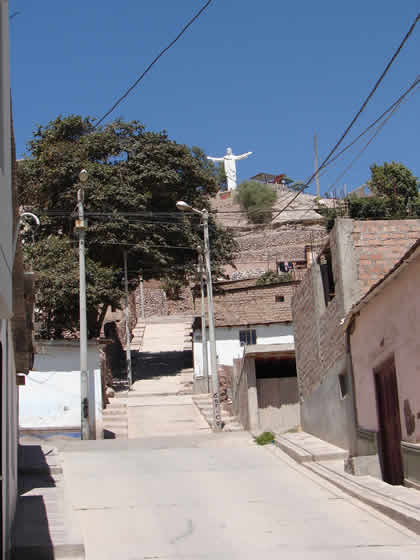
[292,218,420,455]
[192,277,300,433]
[345,239,420,487]
[0,3,19,557]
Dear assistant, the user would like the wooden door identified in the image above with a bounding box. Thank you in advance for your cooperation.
[374,357,404,485]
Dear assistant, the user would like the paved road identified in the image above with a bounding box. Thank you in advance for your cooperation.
[62,432,420,560]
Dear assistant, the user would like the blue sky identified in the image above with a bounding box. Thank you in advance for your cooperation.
[9,1,420,196]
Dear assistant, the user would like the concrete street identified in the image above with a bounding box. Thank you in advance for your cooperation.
[61,431,420,560]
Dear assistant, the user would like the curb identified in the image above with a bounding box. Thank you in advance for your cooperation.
[304,461,420,535]
[272,434,420,535]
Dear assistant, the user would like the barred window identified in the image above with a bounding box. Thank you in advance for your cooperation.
[239,329,256,346]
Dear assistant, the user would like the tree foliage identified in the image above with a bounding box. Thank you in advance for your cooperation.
[317,162,420,231]
[235,180,277,224]
[217,162,227,191]
[18,115,237,337]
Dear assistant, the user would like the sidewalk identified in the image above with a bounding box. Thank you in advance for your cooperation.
[274,430,420,535]
[13,437,85,559]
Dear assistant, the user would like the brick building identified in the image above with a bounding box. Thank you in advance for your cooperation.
[292,218,420,452]
[211,187,328,281]
[344,239,420,487]
[192,277,301,433]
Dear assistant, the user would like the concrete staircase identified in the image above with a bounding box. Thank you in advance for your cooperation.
[193,394,243,432]
[129,315,192,353]
[103,399,128,439]
[130,320,146,351]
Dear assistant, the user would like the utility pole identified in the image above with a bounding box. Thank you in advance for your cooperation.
[139,273,145,320]
[197,249,209,391]
[76,169,90,440]
[314,132,320,197]
[202,210,222,431]
[176,201,222,431]
[123,251,133,388]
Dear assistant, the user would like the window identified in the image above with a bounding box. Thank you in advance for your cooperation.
[338,372,348,399]
[275,295,285,302]
[318,248,335,305]
[277,261,294,273]
[239,329,256,346]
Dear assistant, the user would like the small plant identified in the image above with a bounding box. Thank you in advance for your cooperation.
[255,431,275,445]
[256,271,292,286]
[160,276,183,300]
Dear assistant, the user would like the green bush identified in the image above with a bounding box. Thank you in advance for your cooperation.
[256,271,292,286]
[160,277,183,300]
[255,431,275,445]
[235,181,277,224]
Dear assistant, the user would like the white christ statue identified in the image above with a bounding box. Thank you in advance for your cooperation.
[207,147,252,191]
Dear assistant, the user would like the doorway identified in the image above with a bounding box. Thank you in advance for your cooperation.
[374,356,404,485]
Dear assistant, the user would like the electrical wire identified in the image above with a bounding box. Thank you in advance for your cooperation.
[93,0,213,129]
[269,13,420,224]
[321,75,420,176]
[326,84,418,194]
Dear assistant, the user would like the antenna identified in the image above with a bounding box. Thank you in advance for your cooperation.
[314,133,320,197]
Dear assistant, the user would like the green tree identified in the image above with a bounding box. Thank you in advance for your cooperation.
[317,162,420,230]
[368,161,419,216]
[235,180,277,224]
[217,163,227,191]
[18,115,237,337]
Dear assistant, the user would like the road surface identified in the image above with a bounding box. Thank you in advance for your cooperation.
[62,431,420,559]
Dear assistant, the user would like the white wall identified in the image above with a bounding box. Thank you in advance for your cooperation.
[20,342,103,435]
[20,371,81,429]
[193,323,294,377]
[0,2,13,319]
[34,340,100,373]
[1,5,17,556]
[20,369,103,436]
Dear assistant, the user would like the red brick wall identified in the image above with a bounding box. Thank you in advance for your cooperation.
[293,218,420,401]
[352,220,420,295]
[292,266,321,399]
[196,280,298,327]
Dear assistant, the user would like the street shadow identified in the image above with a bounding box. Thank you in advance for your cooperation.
[104,429,116,439]
[13,445,55,558]
[17,445,56,494]
[13,495,54,559]
[132,349,192,382]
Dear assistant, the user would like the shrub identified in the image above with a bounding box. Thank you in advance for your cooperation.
[256,271,292,286]
[255,431,275,445]
[235,181,277,224]
[160,277,183,300]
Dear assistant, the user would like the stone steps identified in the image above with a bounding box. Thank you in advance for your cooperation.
[192,394,243,432]
[129,316,193,354]
[102,400,128,439]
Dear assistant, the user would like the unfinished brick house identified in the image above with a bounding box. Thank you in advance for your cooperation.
[192,277,300,433]
[292,217,420,454]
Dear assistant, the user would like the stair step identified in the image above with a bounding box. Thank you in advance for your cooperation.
[102,417,127,426]
[103,408,127,416]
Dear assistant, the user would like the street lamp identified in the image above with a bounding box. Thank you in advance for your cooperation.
[12,212,40,263]
[176,201,222,431]
[196,246,209,392]
[75,169,90,439]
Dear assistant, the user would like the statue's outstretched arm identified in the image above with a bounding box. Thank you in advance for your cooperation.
[207,156,224,162]
[234,151,253,161]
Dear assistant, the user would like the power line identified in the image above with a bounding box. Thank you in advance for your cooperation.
[326,83,419,193]
[93,0,213,129]
[269,13,420,224]
[321,75,420,180]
